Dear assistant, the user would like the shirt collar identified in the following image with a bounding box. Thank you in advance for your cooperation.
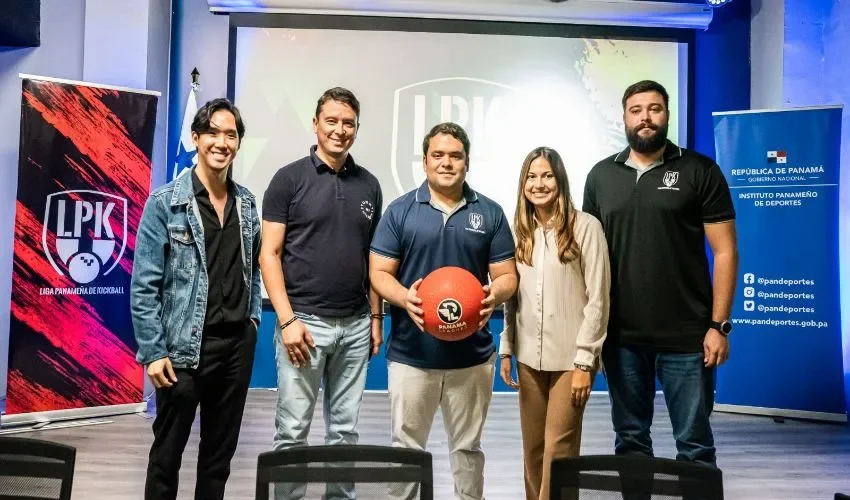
[415,181,479,204]
[614,139,683,164]
[532,214,556,228]
[191,167,235,197]
[309,145,357,173]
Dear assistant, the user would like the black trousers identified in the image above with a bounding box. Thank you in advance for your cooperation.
[144,320,257,500]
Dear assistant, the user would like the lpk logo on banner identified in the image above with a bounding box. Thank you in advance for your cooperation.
[42,189,128,285]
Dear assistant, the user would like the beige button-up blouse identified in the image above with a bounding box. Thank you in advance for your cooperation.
[499,211,611,371]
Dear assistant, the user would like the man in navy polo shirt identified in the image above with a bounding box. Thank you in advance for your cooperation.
[583,80,738,468]
[259,87,383,499]
[370,122,518,500]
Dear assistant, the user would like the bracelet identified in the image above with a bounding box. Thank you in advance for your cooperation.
[279,315,298,330]
[371,313,385,319]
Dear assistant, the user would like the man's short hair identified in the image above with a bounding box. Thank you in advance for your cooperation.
[421,122,471,162]
[315,87,361,121]
[622,80,670,110]
[191,97,246,140]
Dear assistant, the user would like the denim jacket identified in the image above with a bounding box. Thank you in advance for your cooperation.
[131,171,262,369]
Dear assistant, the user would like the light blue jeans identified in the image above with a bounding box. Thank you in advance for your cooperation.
[273,310,372,500]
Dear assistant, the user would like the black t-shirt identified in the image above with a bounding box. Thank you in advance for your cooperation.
[262,146,383,317]
[582,140,735,352]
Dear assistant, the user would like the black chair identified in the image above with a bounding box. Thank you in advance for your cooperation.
[256,444,433,500]
[550,455,723,500]
[0,436,76,500]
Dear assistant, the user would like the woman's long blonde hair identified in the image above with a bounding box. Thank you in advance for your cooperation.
[513,147,580,266]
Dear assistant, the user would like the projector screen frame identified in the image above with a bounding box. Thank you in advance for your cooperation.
[225,13,696,307]
[225,13,695,149]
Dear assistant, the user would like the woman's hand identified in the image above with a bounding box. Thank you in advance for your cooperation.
[500,356,518,390]
[571,369,592,407]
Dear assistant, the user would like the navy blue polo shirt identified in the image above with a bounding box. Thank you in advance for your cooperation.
[370,182,515,369]
[262,146,383,317]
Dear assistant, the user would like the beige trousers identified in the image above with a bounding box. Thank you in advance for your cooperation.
[388,354,496,500]
[517,362,587,500]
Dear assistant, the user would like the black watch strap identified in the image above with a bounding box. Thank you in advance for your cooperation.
[710,320,732,336]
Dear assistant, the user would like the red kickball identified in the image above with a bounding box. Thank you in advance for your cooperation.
[418,266,485,341]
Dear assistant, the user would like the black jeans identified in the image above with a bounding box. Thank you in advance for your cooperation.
[144,320,257,500]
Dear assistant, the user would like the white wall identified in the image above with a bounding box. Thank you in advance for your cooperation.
[779,0,850,411]
[170,0,230,132]
[820,0,850,416]
[147,0,173,189]
[83,0,152,89]
[750,0,784,109]
[83,0,171,182]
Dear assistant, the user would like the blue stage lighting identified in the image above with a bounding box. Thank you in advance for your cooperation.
[706,0,733,7]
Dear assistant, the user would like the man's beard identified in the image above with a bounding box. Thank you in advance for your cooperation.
[626,121,668,154]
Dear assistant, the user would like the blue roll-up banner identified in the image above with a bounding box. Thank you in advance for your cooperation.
[712,106,846,423]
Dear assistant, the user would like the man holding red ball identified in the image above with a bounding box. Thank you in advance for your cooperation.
[370,122,518,500]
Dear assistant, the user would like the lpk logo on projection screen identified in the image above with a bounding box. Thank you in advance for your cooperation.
[390,77,521,197]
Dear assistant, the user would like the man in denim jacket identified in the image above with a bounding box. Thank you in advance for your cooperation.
[131,98,262,500]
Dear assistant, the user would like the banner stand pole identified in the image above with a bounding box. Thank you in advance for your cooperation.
[714,403,847,424]
[1,402,147,428]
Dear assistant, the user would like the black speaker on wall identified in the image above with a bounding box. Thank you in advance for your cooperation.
[0,0,41,47]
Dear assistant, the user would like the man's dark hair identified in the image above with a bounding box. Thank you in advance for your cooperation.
[421,122,471,163]
[315,87,361,121]
[191,97,246,140]
[622,80,670,110]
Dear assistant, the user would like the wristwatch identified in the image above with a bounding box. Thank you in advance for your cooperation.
[574,363,593,372]
[710,320,732,336]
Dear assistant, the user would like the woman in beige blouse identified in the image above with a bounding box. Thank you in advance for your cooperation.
[499,146,611,500]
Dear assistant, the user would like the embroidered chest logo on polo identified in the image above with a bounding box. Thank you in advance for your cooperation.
[465,212,486,234]
[360,200,375,220]
[658,171,681,191]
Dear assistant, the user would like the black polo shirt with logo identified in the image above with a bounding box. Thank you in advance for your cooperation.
[262,146,383,317]
[582,140,735,353]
